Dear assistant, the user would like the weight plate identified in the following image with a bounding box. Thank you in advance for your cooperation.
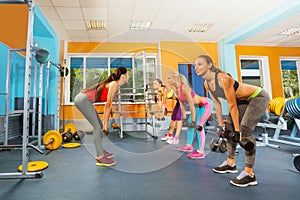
[64,123,77,134]
[210,139,218,151]
[274,100,284,116]
[62,142,81,148]
[294,155,300,172]
[218,139,227,153]
[43,130,62,150]
[18,161,49,172]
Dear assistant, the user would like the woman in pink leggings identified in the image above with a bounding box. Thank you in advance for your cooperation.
[167,72,214,159]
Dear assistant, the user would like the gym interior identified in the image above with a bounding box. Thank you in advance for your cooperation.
[1,0,300,199]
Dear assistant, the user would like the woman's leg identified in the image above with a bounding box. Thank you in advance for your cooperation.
[74,93,104,157]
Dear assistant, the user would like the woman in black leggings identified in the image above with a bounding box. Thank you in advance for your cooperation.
[194,55,270,187]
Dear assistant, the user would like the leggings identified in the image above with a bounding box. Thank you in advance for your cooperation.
[171,100,182,121]
[187,98,213,151]
[74,93,104,157]
[225,89,270,168]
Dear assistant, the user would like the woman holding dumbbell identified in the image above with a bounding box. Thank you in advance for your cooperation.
[194,55,270,187]
[166,72,213,159]
[74,67,128,167]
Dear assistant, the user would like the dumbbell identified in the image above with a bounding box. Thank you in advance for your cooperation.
[210,138,227,153]
[73,130,85,141]
[182,120,203,131]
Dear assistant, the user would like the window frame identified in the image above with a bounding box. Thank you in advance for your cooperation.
[64,53,158,105]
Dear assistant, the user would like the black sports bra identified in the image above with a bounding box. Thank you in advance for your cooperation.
[207,72,239,99]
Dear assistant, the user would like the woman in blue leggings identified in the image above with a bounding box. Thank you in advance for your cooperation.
[167,72,213,159]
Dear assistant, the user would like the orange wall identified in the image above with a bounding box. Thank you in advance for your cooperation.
[68,42,158,54]
[0,5,28,48]
[235,46,300,97]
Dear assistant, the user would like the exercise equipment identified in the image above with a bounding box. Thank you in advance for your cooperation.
[18,161,48,172]
[210,138,227,153]
[64,123,77,134]
[269,97,285,116]
[62,142,81,148]
[111,123,120,129]
[73,130,85,141]
[35,48,50,64]
[294,155,300,172]
[43,130,63,150]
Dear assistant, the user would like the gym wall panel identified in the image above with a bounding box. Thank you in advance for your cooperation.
[160,41,218,84]
[68,42,158,54]
[235,46,300,98]
[0,4,28,48]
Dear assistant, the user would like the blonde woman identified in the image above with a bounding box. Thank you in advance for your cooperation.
[167,72,213,159]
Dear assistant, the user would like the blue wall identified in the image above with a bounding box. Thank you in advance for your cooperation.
[0,5,60,130]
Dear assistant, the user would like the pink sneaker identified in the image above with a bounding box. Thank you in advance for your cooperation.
[178,145,193,152]
[161,133,172,141]
[187,150,205,159]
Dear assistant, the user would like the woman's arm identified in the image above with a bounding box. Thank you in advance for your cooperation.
[204,82,223,126]
[103,81,119,131]
[219,73,240,132]
[182,84,196,122]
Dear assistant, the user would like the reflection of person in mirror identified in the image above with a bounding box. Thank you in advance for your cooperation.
[74,67,129,167]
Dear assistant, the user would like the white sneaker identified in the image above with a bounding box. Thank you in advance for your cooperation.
[166,137,179,144]
[161,134,172,141]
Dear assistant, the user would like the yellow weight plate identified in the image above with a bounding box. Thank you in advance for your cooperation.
[43,130,62,150]
[64,123,77,134]
[18,161,49,172]
[62,142,81,148]
[275,100,284,116]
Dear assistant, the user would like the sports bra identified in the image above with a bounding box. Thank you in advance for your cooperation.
[177,84,196,102]
[84,84,110,103]
[207,72,239,99]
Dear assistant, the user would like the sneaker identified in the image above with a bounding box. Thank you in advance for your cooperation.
[187,150,205,159]
[178,145,193,152]
[166,137,179,144]
[161,133,172,141]
[230,171,258,187]
[213,160,238,174]
[95,157,116,167]
[103,150,114,159]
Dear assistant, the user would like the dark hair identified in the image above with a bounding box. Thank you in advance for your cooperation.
[197,55,223,73]
[154,78,167,88]
[82,67,127,101]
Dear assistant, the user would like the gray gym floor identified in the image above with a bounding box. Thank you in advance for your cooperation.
[0,126,300,200]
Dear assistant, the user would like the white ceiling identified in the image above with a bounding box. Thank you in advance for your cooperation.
[36,0,300,47]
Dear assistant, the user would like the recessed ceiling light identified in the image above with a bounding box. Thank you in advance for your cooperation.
[129,21,151,31]
[188,23,214,32]
[86,20,107,30]
[279,27,300,36]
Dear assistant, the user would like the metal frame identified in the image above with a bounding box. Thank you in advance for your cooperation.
[0,0,44,179]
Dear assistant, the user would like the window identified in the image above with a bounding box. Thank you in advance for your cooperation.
[67,54,157,104]
[240,59,262,87]
[281,59,300,98]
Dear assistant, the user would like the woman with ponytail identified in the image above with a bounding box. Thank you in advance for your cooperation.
[74,67,128,167]
[166,72,213,159]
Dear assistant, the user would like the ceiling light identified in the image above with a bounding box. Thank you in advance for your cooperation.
[188,23,214,32]
[86,20,107,30]
[279,27,300,36]
[129,21,151,31]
